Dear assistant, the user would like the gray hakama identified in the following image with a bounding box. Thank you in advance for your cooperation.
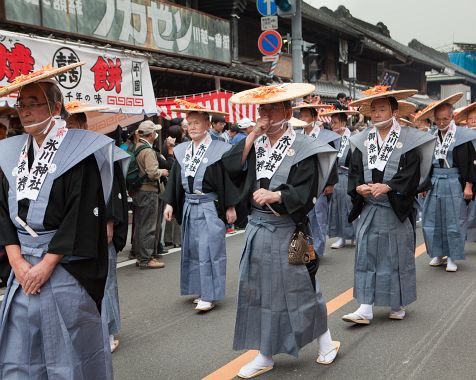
[422,127,476,260]
[307,129,341,257]
[350,127,435,308]
[102,243,121,335]
[102,148,130,337]
[0,130,114,379]
[309,194,329,257]
[233,135,337,357]
[328,141,355,240]
[173,141,231,302]
[465,200,476,241]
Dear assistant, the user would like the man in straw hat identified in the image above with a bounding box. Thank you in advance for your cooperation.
[222,83,340,378]
[455,102,476,130]
[455,102,476,241]
[66,101,131,353]
[417,93,476,272]
[294,103,340,255]
[341,86,435,324]
[0,63,114,378]
[319,108,361,249]
[162,100,237,312]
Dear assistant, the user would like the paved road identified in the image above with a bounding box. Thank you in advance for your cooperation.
[111,227,476,380]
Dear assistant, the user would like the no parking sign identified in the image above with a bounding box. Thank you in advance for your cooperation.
[257,30,282,56]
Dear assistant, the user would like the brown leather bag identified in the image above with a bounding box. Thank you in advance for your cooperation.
[288,230,311,265]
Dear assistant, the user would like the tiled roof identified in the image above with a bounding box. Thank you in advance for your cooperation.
[409,39,476,83]
[301,3,360,38]
[314,80,362,99]
[322,6,444,71]
[149,53,270,84]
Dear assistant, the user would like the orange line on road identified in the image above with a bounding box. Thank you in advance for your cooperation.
[202,243,427,380]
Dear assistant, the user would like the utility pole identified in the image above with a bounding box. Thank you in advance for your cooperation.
[291,0,303,82]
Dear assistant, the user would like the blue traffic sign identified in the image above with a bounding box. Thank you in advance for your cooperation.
[256,0,277,17]
[258,30,282,56]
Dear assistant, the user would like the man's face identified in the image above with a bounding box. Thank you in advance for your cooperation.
[466,110,476,128]
[434,106,453,130]
[0,127,7,140]
[298,108,315,125]
[212,121,226,133]
[16,83,60,136]
[187,112,210,141]
[370,98,393,123]
[257,102,292,134]
[141,131,157,143]
[330,115,346,133]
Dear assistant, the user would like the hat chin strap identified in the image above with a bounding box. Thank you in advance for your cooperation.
[267,119,288,135]
[24,115,58,135]
[373,116,395,129]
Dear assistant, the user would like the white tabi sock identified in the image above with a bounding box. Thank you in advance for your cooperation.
[355,303,373,319]
[318,329,334,353]
[238,352,274,377]
[109,335,115,346]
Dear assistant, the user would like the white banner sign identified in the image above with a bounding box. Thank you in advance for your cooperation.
[0,30,157,115]
[261,16,278,31]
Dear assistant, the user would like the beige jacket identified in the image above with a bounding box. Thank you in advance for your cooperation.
[136,139,164,192]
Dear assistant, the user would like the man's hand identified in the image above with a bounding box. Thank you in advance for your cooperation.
[107,220,114,244]
[22,254,62,295]
[250,116,270,140]
[164,204,173,221]
[369,183,391,198]
[464,183,473,201]
[323,185,334,196]
[160,169,169,178]
[356,184,372,197]
[226,207,237,224]
[10,256,32,287]
[253,188,281,206]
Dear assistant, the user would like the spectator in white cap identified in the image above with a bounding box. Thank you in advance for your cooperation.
[238,117,256,135]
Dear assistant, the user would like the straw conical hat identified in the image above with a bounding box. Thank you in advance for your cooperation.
[65,101,111,114]
[230,83,315,105]
[399,118,416,127]
[349,85,417,108]
[0,62,85,98]
[414,93,464,121]
[454,102,476,124]
[170,99,228,116]
[358,100,416,118]
[293,102,335,111]
[288,117,309,128]
[319,109,360,118]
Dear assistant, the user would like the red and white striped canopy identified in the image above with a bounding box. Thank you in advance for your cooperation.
[156,90,356,125]
[156,91,258,123]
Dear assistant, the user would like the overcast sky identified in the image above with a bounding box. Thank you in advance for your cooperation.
[305,0,475,49]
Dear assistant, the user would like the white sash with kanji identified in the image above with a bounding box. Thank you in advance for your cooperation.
[434,121,456,160]
[367,118,401,171]
[337,128,351,158]
[255,126,296,180]
[15,120,68,201]
[183,134,212,178]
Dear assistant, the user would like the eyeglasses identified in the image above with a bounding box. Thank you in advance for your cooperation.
[14,102,48,111]
[257,105,285,114]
